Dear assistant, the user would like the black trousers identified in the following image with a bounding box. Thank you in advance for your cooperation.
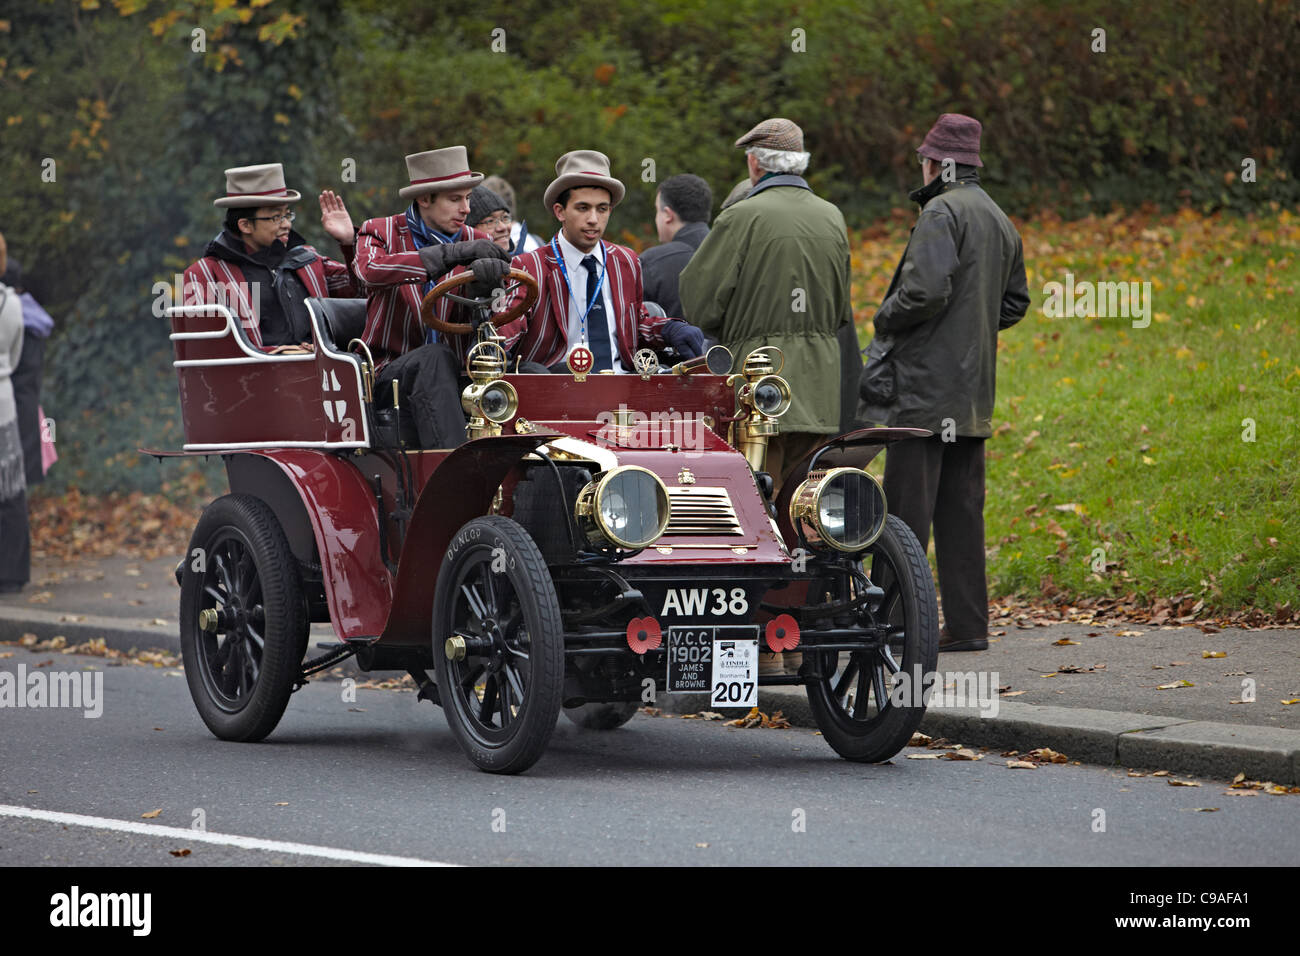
[0,489,30,589]
[882,435,988,640]
[374,343,467,450]
[516,360,569,374]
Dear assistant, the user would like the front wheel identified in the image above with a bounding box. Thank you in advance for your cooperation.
[432,516,565,774]
[806,514,939,762]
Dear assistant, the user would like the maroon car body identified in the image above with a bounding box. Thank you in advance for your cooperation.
[149,295,938,773]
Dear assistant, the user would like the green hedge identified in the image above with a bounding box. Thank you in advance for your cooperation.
[1,0,1294,494]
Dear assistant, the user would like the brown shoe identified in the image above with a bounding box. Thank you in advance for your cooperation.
[938,627,988,652]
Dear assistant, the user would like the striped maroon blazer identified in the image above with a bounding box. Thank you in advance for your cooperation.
[496,240,672,368]
[181,243,357,350]
[353,213,489,367]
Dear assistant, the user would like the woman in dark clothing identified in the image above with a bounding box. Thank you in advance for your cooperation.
[2,255,52,489]
[0,232,29,593]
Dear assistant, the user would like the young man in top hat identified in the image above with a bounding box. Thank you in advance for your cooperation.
[496,150,704,373]
[861,112,1028,653]
[353,146,512,449]
[183,163,359,353]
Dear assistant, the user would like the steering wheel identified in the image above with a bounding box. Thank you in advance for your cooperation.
[420,267,539,336]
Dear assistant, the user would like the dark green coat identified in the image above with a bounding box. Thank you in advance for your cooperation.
[865,170,1029,437]
[680,178,852,435]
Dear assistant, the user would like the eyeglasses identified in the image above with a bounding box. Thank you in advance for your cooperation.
[245,211,296,224]
[479,213,513,228]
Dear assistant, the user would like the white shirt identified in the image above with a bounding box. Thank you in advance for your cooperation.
[555,231,626,373]
[510,221,542,253]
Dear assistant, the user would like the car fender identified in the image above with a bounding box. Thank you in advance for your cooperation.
[225,450,392,641]
[378,433,560,647]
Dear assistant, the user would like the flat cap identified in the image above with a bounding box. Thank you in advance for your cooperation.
[734,117,804,152]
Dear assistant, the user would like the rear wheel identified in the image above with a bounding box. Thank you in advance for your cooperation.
[432,517,564,774]
[563,701,639,730]
[179,494,307,742]
[806,514,939,762]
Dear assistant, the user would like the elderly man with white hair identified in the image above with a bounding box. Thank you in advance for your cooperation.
[680,118,855,678]
[681,117,853,488]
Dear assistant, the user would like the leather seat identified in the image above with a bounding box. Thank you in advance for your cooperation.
[307,297,367,353]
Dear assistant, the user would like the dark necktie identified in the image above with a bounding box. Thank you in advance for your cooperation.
[582,254,614,371]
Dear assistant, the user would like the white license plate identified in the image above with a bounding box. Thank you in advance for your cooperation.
[666,625,758,708]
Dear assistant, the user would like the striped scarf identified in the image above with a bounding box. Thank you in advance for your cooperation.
[405,202,461,252]
[405,203,463,343]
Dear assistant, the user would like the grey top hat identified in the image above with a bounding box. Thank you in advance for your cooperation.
[399,146,485,200]
[213,163,303,208]
[543,150,626,210]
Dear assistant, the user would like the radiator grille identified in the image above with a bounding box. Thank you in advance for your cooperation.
[665,486,743,536]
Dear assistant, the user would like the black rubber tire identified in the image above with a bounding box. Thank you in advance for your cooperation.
[563,701,639,730]
[179,494,307,742]
[806,514,939,762]
[432,516,565,774]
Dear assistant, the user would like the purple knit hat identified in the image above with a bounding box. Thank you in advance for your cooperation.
[917,113,983,168]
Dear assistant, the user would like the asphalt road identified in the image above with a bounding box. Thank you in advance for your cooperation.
[1,647,1295,867]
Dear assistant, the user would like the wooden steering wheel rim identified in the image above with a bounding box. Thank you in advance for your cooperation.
[419,267,539,336]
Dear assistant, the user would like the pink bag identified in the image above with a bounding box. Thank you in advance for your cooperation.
[38,404,57,474]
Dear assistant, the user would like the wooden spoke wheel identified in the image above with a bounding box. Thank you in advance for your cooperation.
[431,516,564,774]
[179,494,307,742]
[805,514,939,762]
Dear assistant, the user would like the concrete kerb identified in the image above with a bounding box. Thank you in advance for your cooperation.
[1117,720,1300,785]
[0,606,181,655]
[662,687,1300,785]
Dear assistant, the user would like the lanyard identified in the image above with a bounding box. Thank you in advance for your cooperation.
[551,235,607,347]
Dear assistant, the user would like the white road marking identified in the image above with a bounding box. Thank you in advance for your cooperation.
[0,805,456,867]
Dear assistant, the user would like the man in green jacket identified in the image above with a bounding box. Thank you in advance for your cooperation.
[862,113,1029,653]
[680,117,853,488]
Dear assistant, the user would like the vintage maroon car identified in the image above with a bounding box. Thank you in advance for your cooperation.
[148,270,938,773]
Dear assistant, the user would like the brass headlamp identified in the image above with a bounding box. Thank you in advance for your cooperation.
[461,341,518,439]
[729,347,792,472]
[574,465,671,550]
[789,467,888,553]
